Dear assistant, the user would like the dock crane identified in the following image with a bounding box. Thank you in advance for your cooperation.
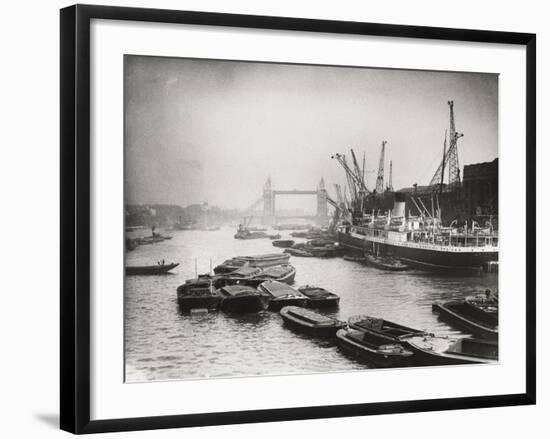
[334,183,345,209]
[429,101,463,192]
[375,140,387,194]
[350,149,369,194]
[332,152,361,209]
[332,149,376,213]
[387,160,393,192]
[334,183,351,221]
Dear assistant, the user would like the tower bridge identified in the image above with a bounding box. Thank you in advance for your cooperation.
[246,177,330,226]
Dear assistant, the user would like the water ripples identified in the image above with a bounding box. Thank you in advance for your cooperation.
[125,227,497,382]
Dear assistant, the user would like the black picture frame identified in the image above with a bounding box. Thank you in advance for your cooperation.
[60,4,536,434]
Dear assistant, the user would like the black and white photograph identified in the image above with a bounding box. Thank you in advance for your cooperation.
[0,0,544,436]
[124,55,499,382]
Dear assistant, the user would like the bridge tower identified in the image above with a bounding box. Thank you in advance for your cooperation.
[316,177,329,224]
[262,177,275,225]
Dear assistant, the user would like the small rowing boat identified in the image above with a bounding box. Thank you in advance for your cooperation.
[125,262,179,275]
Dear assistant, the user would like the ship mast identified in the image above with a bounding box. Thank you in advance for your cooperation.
[439,130,447,195]
[387,160,393,192]
[375,140,386,194]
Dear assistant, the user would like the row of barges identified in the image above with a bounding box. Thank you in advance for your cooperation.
[177,253,340,313]
[279,304,498,367]
[177,279,339,313]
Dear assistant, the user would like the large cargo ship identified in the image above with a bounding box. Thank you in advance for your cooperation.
[337,195,498,272]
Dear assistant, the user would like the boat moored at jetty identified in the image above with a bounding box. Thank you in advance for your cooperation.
[257,280,308,311]
[126,262,179,275]
[280,306,345,337]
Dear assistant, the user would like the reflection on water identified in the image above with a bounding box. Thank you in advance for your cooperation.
[124,227,498,382]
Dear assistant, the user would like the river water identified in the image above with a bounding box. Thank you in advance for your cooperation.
[124,226,498,382]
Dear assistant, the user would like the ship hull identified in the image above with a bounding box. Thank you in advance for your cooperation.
[338,231,497,272]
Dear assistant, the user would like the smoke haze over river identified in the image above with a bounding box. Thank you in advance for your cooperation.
[124,56,498,209]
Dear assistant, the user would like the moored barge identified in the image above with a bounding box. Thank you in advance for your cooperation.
[280,306,345,337]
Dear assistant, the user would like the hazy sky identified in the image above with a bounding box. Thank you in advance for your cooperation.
[124,56,497,210]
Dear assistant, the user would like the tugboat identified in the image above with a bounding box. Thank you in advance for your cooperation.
[364,253,409,271]
[234,217,268,239]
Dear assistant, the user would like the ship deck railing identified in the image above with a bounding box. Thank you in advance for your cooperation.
[345,227,498,253]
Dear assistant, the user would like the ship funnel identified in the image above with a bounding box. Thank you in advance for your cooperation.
[392,192,406,217]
